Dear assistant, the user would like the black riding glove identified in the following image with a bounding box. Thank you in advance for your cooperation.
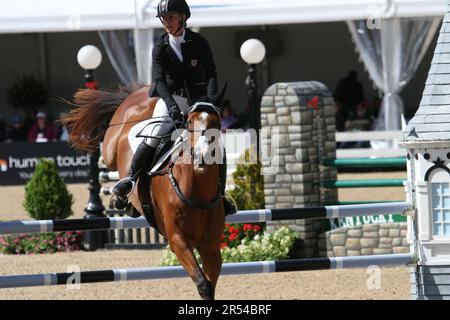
[168,104,185,127]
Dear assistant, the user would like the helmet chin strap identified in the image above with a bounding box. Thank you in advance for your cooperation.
[173,16,186,36]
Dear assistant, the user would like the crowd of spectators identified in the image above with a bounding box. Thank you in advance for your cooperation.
[0,74,379,146]
[0,111,68,143]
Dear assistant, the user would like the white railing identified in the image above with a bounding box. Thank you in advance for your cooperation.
[336,130,405,158]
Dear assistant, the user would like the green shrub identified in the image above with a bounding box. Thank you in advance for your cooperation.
[221,148,265,248]
[0,232,82,255]
[160,227,297,266]
[23,158,73,220]
[226,148,265,210]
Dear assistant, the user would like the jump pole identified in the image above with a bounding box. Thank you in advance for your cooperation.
[0,202,412,235]
[0,253,414,289]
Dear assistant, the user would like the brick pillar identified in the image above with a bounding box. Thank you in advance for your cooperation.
[260,81,337,258]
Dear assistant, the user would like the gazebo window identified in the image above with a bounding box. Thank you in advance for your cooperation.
[430,169,450,237]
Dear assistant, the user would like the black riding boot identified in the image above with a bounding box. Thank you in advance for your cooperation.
[112,142,156,200]
[219,161,237,215]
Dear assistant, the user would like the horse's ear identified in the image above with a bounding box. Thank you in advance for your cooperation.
[213,83,227,107]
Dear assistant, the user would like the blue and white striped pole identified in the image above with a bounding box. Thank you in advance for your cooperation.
[0,253,414,289]
[0,202,412,235]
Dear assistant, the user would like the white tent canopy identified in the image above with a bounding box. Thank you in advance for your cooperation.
[0,0,447,34]
[140,0,447,28]
[0,0,136,33]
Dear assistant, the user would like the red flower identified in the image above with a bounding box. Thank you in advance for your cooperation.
[229,233,237,241]
[253,225,261,233]
[220,242,227,249]
[229,226,239,234]
[243,224,253,231]
[221,234,225,241]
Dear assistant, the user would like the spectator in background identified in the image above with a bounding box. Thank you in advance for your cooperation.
[56,112,69,141]
[6,115,27,142]
[333,70,365,131]
[27,112,56,143]
[221,100,239,132]
[0,114,5,143]
[339,102,372,149]
[345,102,372,132]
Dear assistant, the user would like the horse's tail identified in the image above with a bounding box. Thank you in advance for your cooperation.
[61,88,130,152]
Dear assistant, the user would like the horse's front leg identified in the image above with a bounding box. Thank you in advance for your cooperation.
[197,244,222,299]
[168,231,214,300]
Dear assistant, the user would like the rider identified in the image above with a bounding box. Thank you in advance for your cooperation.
[112,0,236,215]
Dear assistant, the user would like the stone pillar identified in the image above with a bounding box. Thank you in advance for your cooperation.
[261,81,337,258]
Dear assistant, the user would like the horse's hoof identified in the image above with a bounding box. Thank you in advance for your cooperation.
[197,279,214,300]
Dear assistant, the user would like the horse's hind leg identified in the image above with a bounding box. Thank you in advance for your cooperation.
[169,233,214,300]
[197,244,222,299]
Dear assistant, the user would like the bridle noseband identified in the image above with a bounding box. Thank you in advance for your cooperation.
[166,102,223,209]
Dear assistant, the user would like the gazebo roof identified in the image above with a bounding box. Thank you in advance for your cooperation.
[404,0,450,143]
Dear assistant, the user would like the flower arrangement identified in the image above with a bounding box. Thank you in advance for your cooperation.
[160,227,297,266]
[0,231,82,255]
[221,227,297,263]
[221,223,263,248]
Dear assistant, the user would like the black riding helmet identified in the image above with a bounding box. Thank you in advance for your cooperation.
[157,0,191,19]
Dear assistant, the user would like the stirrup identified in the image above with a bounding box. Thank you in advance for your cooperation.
[111,177,136,198]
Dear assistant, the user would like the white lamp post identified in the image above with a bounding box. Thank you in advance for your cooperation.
[240,39,266,154]
[240,39,266,65]
[77,45,102,89]
[77,44,105,250]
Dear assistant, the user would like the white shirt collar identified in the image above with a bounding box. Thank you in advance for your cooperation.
[169,29,186,45]
[168,29,185,62]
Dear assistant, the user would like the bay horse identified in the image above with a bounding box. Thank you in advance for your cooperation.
[62,85,225,300]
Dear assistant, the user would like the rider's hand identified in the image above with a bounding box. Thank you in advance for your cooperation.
[168,104,185,127]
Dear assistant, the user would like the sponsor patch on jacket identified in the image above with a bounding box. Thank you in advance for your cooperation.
[191,59,198,67]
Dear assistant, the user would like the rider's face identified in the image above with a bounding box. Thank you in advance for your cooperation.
[162,13,184,35]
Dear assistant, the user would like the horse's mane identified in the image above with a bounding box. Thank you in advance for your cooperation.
[61,84,144,152]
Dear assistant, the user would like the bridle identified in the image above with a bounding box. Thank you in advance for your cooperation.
[166,102,223,209]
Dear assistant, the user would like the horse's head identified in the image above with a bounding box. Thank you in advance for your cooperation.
[186,101,222,173]
[175,84,227,173]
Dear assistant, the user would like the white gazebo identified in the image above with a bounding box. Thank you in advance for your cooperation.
[403,0,450,300]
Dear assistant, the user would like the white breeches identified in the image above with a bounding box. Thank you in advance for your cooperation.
[143,95,190,147]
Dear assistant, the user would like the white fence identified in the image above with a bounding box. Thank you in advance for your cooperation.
[336,130,405,158]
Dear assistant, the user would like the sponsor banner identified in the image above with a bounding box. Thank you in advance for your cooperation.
[332,214,407,229]
[0,142,90,185]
